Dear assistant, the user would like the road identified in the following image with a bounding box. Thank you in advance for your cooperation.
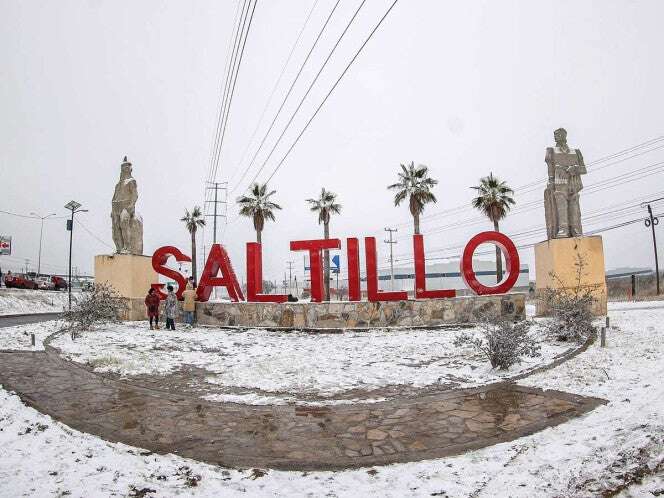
[0,313,61,329]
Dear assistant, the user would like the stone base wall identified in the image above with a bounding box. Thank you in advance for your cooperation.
[95,254,157,300]
[534,236,607,316]
[122,294,526,329]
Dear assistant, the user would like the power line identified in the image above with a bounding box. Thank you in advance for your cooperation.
[261,0,401,185]
[392,136,664,228]
[229,0,343,193]
[0,209,66,220]
[387,195,664,265]
[227,0,321,187]
[206,0,248,187]
[209,0,259,186]
[74,219,114,251]
[395,157,664,242]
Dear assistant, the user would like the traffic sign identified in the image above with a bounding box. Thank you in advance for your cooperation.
[0,235,11,256]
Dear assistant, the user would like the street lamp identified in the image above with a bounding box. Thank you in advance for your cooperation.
[64,201,88,310]
[30,211,57,277]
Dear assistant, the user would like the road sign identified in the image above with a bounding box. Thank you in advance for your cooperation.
[0,236,11,255]
[332,255,340,269]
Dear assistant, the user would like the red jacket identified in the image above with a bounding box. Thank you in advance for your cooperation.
[144,293,160,315]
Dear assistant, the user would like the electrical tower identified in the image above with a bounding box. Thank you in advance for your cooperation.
[286,261,295,293]
[205,182,228,244]
[384,227,398,290]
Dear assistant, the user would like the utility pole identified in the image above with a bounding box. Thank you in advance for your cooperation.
[30,212,56,276]
[205,182,227,300]
[384,227,398,290]
[64,201,88,310]
[642,199,662,295]
[205,182,228,244]
[286,261,294,293]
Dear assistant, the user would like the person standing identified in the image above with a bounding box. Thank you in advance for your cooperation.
[182,282,196,326]
[164,284,177,330]
[144,288,161,330]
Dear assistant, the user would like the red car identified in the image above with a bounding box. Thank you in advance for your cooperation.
[3,273,38,290]
[51,276,68,291]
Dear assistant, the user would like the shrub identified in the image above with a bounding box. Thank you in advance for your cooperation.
[62,283,127,338]
[539,252,598,343]
[454,316,541,370]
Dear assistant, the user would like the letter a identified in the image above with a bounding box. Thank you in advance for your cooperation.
[197,244,245,302]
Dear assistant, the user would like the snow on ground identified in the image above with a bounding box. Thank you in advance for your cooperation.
[51,321,573,404]
[0,320,63,351]
[1,301,664,497]
[0,288,72,316]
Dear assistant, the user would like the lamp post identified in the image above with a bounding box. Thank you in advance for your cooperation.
[64,201,88,310]
[30,212,57,277]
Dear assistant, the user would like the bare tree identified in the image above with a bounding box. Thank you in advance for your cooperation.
[539,252,598,342]
[62,283,128,339]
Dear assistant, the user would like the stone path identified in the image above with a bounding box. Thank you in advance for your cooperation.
[0,351,605,470]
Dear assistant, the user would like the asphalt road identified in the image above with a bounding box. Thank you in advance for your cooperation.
[0,313,61,329]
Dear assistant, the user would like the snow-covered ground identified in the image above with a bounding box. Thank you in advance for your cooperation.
[0,320,63,351]
[1,301,663,497]
[50,321,573,404]
[0,288,72,316]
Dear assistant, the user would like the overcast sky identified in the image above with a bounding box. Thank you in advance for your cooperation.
[2,0,664,285]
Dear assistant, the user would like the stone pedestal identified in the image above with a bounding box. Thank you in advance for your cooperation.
[535,236,607,316]
[94,254,157,320]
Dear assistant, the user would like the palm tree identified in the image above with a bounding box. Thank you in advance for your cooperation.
[471,172,516,282]
[180,206,206,284]
[306,188,342,301]
[236,182,282,244]
[387,162,438,234]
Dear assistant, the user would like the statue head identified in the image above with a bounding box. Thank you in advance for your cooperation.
[120,156,133,179]
[553,128,568,147]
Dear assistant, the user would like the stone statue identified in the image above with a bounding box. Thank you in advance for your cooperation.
[544,128,587,239]
[111,156,144,254]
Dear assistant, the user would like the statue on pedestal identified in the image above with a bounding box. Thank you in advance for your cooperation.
[544,128,587,239]
[111,156,144,254]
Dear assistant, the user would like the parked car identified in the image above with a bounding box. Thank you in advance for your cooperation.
[36,276,55,291]
[51,276,68,291]
[4,273,38,290]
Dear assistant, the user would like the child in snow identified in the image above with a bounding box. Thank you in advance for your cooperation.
[164,284,178,330]
[144,288,161,330]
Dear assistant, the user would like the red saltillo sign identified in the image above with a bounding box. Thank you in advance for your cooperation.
[151,231,520,303]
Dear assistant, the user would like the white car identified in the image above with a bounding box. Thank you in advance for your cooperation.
[36,276,55,291]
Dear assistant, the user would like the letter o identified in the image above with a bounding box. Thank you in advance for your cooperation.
[461,231,520,295]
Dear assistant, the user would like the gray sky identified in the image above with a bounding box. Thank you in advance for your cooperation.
[2,0,664,285]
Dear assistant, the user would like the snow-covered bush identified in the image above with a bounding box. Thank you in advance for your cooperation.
[62,283,127,338]
[453,317,541,370]
[539,252,597,343]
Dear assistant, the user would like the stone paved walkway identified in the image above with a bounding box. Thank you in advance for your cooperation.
[0,351,605,470]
